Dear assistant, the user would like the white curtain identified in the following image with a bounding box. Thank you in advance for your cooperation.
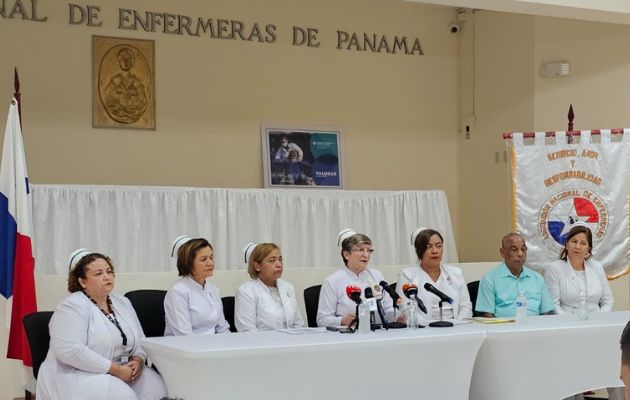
[32,185,457,275]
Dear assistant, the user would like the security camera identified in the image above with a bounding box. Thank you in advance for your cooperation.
[448,23,460,34]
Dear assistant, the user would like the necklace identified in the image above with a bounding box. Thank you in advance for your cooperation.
[84,292,128,346]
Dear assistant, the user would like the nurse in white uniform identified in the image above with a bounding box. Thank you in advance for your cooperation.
[316,229,396,328]
[234,242,305,332]
[36,249,167,400]
[544,223,619,400]
[164,236,231,336]
[396,227,472,323]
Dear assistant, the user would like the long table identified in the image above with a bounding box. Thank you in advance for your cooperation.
[142,312,629,400]
[469,311,629,400]
[142,326,487,400]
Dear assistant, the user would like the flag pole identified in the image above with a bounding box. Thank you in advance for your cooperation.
[13,67,21,128]
[2,68,37,366]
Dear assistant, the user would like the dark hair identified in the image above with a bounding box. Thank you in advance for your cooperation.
[414,229,444,260]
[67,253,114,293]
[621,320,630,366]
[560,225,592,261]
[340,233,372,266]
[176,238,213,276]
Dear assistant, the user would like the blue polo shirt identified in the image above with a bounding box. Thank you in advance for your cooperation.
[475,263,555,317]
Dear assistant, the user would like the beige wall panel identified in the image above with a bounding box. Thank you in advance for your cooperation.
[459,11,535,262]
[0,0,459,209]
[534,16,630,130]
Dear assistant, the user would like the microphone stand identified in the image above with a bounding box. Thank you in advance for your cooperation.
[369,309,379,331]
[428,300,454,328]
[375,299,389,330]
[388,303,406,329]
[348,303,359,332]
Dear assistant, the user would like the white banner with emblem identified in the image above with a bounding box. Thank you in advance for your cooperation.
[509,129,630,278]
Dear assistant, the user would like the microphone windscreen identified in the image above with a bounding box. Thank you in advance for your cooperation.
[364,287,374,298]
[346,285,361,299]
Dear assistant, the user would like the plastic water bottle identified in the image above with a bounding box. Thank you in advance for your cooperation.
[577,290,589,321]
[406,302,417,330]
[515,291,528,322]
[358,303,371,333]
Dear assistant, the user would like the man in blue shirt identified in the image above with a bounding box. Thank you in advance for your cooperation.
[476,232,554,318]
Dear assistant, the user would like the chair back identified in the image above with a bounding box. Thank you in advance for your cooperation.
[303,284,322,327]
[467,280,481,317]
[124,290,167,337]
[221,296,237,332]
[23,311,54,379]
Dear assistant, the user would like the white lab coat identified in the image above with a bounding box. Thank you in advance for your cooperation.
[36,292,167,400]
[234,278,305,332]
[316,267,394,327]
[164,276,231,336]
[544,258,614,315]
[396,264,473,321]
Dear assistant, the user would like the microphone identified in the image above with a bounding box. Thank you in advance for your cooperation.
[346,285,362,304]
[402,283,427,314]
[345,285,362,331]
[423,283,454,304]
[379,281,402,308]
[368,286,389,330]
[376,281,406,329]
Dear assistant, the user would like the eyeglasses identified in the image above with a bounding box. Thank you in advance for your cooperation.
[351,248,374,255]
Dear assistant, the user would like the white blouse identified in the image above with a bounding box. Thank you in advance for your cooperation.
[544,258,614,314]
[36,292,167,400]
[396,264,472,321]
[234,278,305,332]
[316,267,394,327]
[164,276,231,335]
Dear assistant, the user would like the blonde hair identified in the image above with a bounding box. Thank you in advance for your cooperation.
[247,243,280,279]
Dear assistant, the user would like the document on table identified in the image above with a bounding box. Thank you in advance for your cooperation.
[445,319,473,325]
[276,327,329,335]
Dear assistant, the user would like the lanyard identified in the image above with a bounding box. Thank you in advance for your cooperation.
[84,293,128,346]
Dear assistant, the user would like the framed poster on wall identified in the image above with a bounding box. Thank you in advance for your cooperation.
[261,125,344,188]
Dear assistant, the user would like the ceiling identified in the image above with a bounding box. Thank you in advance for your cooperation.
[405,0,630,25]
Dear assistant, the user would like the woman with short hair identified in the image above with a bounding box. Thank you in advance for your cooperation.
[234,242,305,332]
[316,229,396,328]
[36,249,167,400]
[163,236,230,336]
[396,227,472,322]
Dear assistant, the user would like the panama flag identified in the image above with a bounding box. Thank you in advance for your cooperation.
[0,97,37,365]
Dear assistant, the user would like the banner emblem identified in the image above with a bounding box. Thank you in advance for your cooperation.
[538,188,607,254]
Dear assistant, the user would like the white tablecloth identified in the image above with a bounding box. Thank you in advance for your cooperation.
[143,312,630,400]
[469,311,629,400]
[142,326,487,400]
